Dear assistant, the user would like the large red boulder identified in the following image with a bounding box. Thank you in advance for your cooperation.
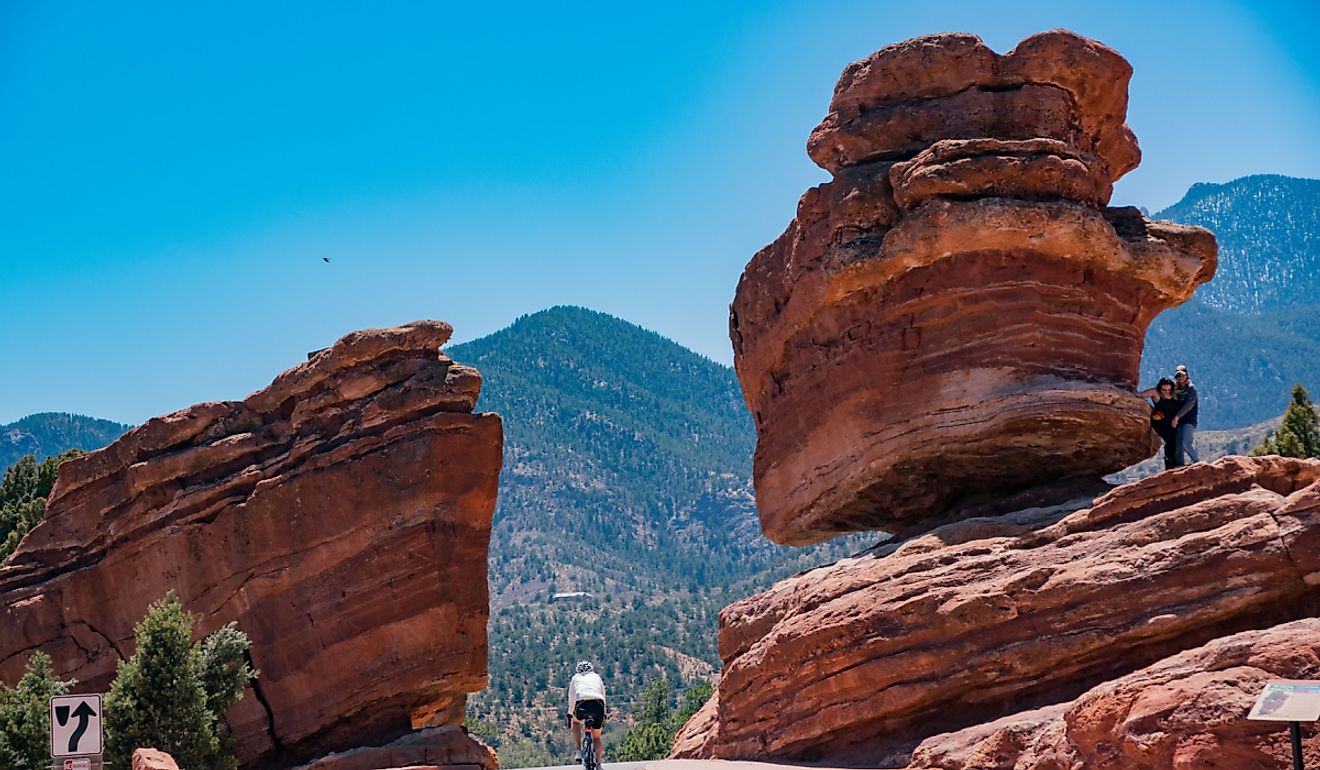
[673,457,1320,765]
[0,321,502,769]
[909,618,1320,770]
[731,30,1217,544]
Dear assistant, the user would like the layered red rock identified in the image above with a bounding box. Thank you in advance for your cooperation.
[731,30,1217,544]
[909,618,1320,770]
[673,457,1320,764]
[0,321,502,769]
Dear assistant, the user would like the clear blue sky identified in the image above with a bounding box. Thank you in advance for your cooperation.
[3,0,1319,424]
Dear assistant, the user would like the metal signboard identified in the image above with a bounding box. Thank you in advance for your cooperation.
[1248,680,1320,722]
[49,694,103,758]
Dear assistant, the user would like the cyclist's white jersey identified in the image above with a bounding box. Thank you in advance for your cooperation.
[568,672,606,710]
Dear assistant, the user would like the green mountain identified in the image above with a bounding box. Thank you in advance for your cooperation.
[448,307,867,766]
[0,413,132,472]
[1142,175,1320,429]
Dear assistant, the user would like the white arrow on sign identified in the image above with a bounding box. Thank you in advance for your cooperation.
[49,694,103,758]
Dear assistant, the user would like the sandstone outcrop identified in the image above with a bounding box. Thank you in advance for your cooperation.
[908,618,1320,770]
[0,321,503,769]
[673,457,1320,764]
[132,748,182,770]
[730,30,1217,544]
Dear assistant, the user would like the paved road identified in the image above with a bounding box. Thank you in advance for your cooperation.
[513,761,885,770]
[516,762,651,770]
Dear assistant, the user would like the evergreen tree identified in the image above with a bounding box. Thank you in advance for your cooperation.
[0,652,76,770]
[197,623,258,719]
[1,450,80,563]
[614,678,713,762]
[1253,384,1320,458]
[104,593,257,770]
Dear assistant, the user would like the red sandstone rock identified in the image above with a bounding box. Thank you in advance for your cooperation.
[908,618,1320,770]
[731,30,1217,544]
[673,457,1320,764]
[290,725,497,770]
[0,321,502,769]
[809,31,1137,178]
[132,748,182,770]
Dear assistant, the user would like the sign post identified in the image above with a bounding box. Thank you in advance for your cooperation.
[49,694,103,766]
[1248,680,1320,770]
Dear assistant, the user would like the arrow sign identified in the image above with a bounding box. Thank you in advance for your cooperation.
[68,701,96,752]
[50,694,103,758]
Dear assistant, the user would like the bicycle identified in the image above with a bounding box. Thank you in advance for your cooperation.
[581,721,601,770]
[568,706,604,770]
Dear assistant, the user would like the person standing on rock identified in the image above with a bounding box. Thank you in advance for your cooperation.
[1139,377,1182,469]
[567,661,607,765]
[1171,365,1200,465]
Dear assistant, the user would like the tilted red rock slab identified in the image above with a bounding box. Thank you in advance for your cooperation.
[908,617,1320,770]
[672,457,1320,763]
[0,321,502,769]
[731,30,1216,544]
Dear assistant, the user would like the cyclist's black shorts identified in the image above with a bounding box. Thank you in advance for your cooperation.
[574,699,606,729]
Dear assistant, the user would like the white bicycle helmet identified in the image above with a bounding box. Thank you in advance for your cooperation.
[576,661,593,674]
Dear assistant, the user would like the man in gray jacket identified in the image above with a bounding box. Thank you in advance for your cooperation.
[1171,365,1200,465]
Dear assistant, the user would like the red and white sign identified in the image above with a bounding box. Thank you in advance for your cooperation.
[63,759,91,770]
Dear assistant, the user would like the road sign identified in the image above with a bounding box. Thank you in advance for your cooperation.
[49,694,103,758]
[63,759,91,770]
[1248,680,1320,722]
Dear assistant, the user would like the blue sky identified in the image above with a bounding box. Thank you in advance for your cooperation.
[3,0,1319,424]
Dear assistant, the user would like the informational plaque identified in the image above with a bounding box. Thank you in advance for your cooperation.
[1248,680,1320,722]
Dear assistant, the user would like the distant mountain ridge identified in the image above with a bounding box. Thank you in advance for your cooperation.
[1143,175,1320,429]
[1154,175,1320,314]
[0,413,132,471]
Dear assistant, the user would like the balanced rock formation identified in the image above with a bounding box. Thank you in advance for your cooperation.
[908,618,1320,770]
[673,456,1320,764]
[0,322,502,769]
[731,30,1217,544]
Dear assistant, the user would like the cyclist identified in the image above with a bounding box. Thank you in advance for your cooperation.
[567,661,606,765]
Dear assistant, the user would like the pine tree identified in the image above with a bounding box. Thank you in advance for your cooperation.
[0,652,76,770]
[1,449,80,563]
[1253,384,1320,458]
[104,593,257,770]
[615,678,714,762]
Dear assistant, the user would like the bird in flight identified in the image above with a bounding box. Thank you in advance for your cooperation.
[323,257,331,263]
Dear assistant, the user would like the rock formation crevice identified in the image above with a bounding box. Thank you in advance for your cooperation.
[245,646,284,757]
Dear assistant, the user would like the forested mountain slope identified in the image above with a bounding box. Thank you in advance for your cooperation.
[449,307,868,765]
